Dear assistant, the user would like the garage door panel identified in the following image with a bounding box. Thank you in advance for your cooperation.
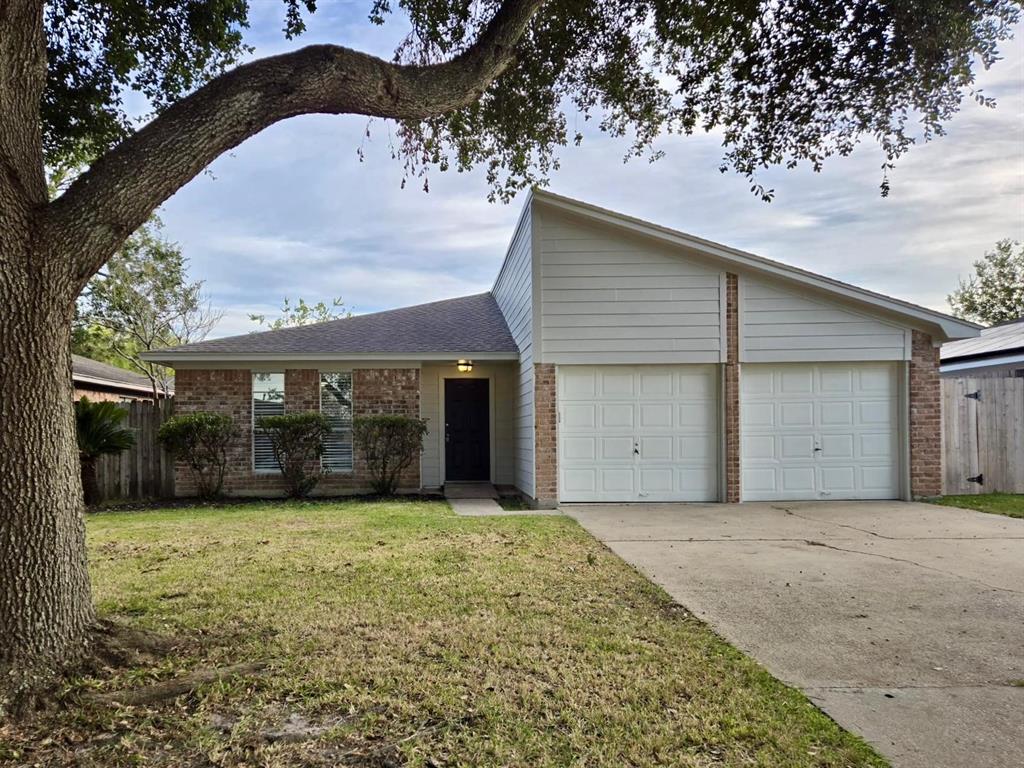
[820,401,853,426]
[562,436,596,461]
[562,403,596,428]
[639,402,673,427]
[599,371,635,397]
[742,363,899,501]
[559,365,719,502]
[601,436,635,460]
[780,369,814,393]
[600,403,634,428]
[780,401,814,427]
[820,433,854,458]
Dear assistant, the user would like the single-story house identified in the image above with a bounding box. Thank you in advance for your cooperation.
[940,316,1024,378]
[144,190,979,505]
[73,354,170,402]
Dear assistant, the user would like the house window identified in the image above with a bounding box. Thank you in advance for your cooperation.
[253,372,285,471]
[321,372,354,472]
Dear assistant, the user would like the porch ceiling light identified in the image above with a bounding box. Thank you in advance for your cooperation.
[457,359,473,372]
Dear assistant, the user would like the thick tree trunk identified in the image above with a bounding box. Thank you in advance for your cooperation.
[0,253,95,711]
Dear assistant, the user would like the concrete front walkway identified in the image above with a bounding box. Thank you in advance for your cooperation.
[567,501,1024,768]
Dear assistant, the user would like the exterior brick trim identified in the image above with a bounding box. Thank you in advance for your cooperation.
[173,367,420,496]
[534,363,558,505]
[909,331,942,497]
[724,273,741,502]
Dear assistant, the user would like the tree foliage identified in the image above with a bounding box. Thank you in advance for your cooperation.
[78,220,222,397]
[948,240,1024,326]
[158,413,239,499]
[257,412,332,498]
[250,297,351,331]
[42,0,1019,201]
[74,398,136,505]
[353,415,429,495]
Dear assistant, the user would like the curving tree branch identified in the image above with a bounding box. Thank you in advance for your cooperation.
[46,0,546,287]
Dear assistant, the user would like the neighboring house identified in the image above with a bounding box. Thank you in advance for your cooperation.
[144,190,978,504]
[73,354,171,402]
[940,317,1024,378]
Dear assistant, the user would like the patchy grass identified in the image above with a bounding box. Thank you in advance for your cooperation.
[496,494,531,511]
[930,493,1024,519]
[2,500,886,767]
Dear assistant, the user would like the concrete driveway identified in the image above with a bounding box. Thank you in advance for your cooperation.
[567,501,1024,768]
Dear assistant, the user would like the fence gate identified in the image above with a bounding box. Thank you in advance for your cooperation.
[93,399,175,502]
[942,377,1024,495]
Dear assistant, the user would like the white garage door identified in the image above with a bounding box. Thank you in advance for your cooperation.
[558,365,719,502]
[741,363,900,501]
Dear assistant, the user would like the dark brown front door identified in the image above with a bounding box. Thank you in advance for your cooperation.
[445,379,490,482]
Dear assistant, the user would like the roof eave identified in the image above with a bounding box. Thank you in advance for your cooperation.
[531,189,980,343]
[940,350,1024,373]
[72,373,165,394]
[139,350,521,365]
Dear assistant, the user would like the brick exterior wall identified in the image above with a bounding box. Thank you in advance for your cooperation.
[533,363,558,506]
[724,273,741,502]
[909,331,942,497]
[173,367,420,496]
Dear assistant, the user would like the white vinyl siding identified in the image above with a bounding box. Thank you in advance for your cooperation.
[741,277,908,362]
[252,372,284,471]
[320,372,353,472]
[492,207,536,497]
[558,365,719,502]
[419,362,516,488]
[741,363,900,500]
[539,212,724,364]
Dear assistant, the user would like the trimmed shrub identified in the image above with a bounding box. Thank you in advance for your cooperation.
[158,412,237,498]
[353,414,428,495]
[256,412,331,498]
[75,397,136,505]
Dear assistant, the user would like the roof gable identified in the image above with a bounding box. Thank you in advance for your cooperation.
[530,189,979,343]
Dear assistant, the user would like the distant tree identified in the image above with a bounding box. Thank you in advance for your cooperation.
[250,297,351,331]
[948,240,1024,326]
[79,221,222,399]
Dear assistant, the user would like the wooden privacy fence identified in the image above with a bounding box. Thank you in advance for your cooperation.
[94,399,175,502]
[942,377,1024,495]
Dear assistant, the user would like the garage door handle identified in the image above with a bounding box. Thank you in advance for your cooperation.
[813,447,822,452]
[633,443,640,456]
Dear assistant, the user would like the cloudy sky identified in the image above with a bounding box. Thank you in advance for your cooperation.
[156,3,1024,337]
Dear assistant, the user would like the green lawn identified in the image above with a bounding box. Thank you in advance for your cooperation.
[930,493,1024,519]
[2,500,886,767]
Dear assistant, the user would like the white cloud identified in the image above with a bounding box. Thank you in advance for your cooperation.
[158,14,1024,337]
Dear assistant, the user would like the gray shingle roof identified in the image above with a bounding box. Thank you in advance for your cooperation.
[72,355,158,390]
[941,316,1024,361]
[152,293,519,357]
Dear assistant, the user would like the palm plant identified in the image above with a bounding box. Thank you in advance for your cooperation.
[74,397,135,505]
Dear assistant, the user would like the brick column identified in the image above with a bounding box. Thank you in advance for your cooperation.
[534,363,558,506]
[724,273,741,502]
[285,369,319,412]
[353,368,421,489]
[909,331,942,497]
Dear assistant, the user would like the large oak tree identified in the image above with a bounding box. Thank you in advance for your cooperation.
[0,0,1018,706]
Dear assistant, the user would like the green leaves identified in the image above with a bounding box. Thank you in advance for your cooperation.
[74,397,136,460]
[40,0,1021,199]
[948,240,1024,326]
[353,415,429,495]
[249,297,350,331]
[158,412,238,498]
[256,412,332,498]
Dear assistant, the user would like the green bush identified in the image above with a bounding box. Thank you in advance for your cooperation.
[75,397,136,505]
[256,412,331,498]
[353,414,428,495]
[158,412,237,498]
